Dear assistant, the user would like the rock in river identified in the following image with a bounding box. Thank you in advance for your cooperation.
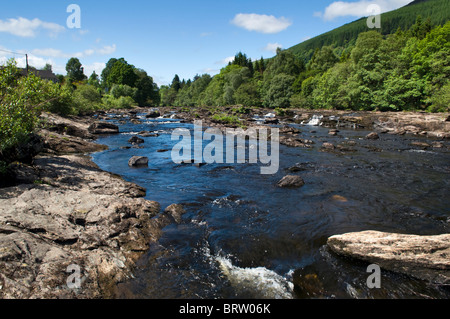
[277,175,305,188]
[88,122,119,135]
[327,231,450,285]
[128,156,149,167]
[366,132,380,140]
[128,136,145,145]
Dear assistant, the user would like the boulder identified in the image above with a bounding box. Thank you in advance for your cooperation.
[277,175,305,188]
[40,130,108,155]
[164,204,186,224]
[366,132,380,140]
[327,231,450,285]
[128,156,149,167]
[128,136,145,145]
[321,142,335,150]
[146,111,161,119]
[88,122,119,135]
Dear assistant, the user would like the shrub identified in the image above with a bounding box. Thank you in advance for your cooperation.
[73,84,103,114]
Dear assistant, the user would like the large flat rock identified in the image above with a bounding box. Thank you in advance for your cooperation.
[327,231,450,285]
[0,155,181,299]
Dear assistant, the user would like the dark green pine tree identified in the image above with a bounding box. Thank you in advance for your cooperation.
[171,74,181,92]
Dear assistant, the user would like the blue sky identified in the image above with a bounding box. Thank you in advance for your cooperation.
[0,0,412,85]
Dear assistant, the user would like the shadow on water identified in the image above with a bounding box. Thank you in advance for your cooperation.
[90,114,450,299]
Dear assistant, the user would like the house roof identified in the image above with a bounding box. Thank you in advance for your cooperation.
[18,68,58,81]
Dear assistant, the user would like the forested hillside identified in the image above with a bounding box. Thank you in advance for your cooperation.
[288,0,450,62]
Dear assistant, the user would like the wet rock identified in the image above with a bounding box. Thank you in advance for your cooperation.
[288,163,314,172]
[280,126,301,135]
[277,175,305,188]
[329,129,339,136]
[410,141,431,148]
[164,204,186,224]
[279,136,312,148]
[327,231,450,285]
[146,111,161,118]
[331,195,348,202]
[264,118,279,125]
[128,136,145,145]
[431,141,445,148]
[366,132,380,140]
[321,142,335,150]
[128,156,149,167]
[88,122,119,135]
[139,132,159,138]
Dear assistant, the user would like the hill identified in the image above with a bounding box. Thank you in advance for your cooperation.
[287,0,450,61]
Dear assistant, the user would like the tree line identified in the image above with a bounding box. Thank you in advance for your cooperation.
[162,18,449,112]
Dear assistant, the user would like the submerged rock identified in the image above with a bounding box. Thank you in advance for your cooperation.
[277,175,305,188]
[327,231,450,285]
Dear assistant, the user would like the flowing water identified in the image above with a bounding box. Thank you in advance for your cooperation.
[90,113,450,299]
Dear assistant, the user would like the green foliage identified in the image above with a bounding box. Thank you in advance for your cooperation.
[102,95,137,109]
[264,74,295,108]
[288,0,450,62]
[106,59,138,89]
[72,84,103,114]
[0,60,72,156]
[211,113,240,125]
[66,57,87,83]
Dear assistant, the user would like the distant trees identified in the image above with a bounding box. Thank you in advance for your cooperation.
[160,18,449,112]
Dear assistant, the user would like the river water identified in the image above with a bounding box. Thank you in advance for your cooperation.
[90,113,450,299]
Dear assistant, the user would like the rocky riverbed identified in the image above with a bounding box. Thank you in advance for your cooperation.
[0,108,449,299]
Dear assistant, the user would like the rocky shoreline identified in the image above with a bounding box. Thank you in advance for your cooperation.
[0,113,187,299]
[0,107,449,298]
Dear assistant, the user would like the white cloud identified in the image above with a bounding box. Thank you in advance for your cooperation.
[263,43,283,53]
[202,68,220,75]
[83,62,106,77]
[31,44,116,59]
[0,17,65,37]
[216,56,235,65]
[231,13,292,34]
[97,44,117,55]
[318,0,413,21]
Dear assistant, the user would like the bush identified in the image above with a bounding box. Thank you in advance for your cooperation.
[102,95,137,109]
[427,82,450,113]
[211,113,240,125]
[0,60,72,155]
[110,84,137,99]
[73,84,103,114]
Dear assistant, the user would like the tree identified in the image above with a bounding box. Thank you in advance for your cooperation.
[171,74,181,92]
[134,69,160,106]
[66,57,86,83]
[106,59,138,89]
[264,74,295,108]
[43,64,53,72]
[88,71,100,88]
[308,46,339,72]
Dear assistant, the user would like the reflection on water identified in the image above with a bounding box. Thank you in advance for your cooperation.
[90,114,450,299]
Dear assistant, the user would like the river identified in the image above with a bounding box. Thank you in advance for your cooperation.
[90,112,450,299]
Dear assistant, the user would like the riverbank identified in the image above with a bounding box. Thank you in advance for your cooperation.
[0,108,449,299]
[0,113,187,298]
